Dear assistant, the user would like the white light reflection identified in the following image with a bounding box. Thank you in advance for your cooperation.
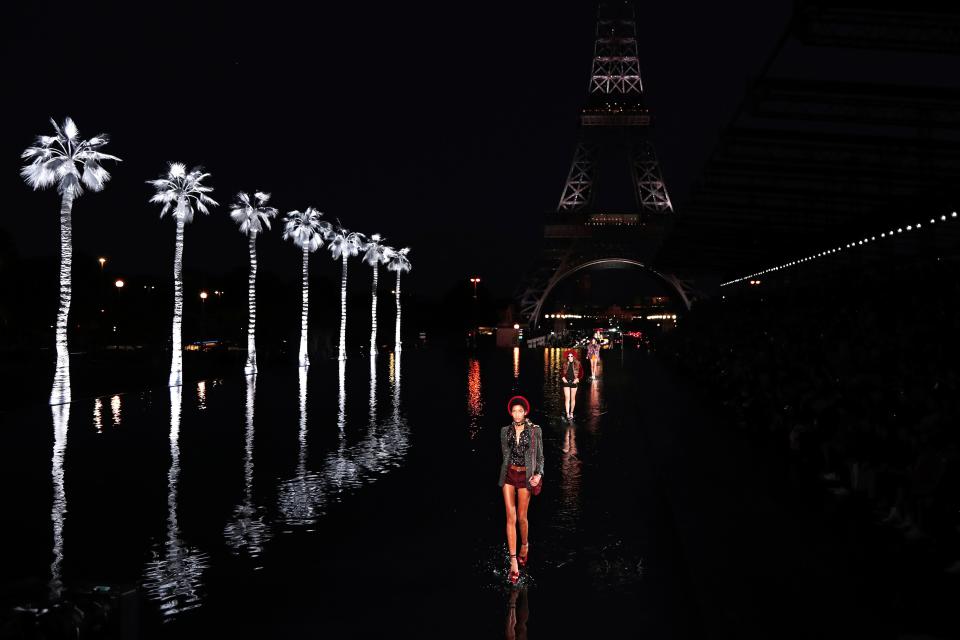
[369,355,377,427]
[197,380,207,411]
[143,386,209,618]
[50,356,70,405]
[338,360,347,433]
[224,375,270,561]
[93,398,103,433]
[110,394,122,427]
[277,367,325,526]
[513,347,520,379]
[49,402,70,600]
[326,359,360,492]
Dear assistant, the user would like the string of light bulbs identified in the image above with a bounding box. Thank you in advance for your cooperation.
[721,211,959,288]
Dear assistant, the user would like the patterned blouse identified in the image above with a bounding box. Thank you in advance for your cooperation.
[509,424,530,466]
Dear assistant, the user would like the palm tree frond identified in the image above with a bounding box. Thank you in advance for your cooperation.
[81,159,110,191]
[62,117,79,141]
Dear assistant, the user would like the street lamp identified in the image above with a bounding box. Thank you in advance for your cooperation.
[199,291,208,341]
[98,257,106,269]
[114,279,124,289]
[469,277,481,299]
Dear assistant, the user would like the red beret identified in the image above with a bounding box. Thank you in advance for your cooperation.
[507,395,531,416]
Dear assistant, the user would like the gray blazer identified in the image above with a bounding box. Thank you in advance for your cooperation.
[497,420,545,489]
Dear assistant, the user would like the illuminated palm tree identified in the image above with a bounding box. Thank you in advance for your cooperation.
[327,225,366,361]
[21,117,121,404]
[230,191,278,375]
[148,163,218,386]
[362,233,390,354]
[384,247,412,353]
[282,208,330,367]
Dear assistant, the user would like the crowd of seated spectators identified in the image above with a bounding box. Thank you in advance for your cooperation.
[661,256,960,573]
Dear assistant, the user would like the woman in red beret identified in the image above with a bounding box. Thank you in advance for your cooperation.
[498,395,544,584]
[561,349,584,419]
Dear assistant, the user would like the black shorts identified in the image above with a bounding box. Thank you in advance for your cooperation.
[562,382,579,389]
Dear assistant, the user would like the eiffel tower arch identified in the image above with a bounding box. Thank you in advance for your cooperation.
[517,1,694,327]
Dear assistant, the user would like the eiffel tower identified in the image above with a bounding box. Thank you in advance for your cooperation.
[517,1,692,327]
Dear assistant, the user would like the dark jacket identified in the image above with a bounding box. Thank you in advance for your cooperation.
[498,420,545,488]
[562,359,584,383]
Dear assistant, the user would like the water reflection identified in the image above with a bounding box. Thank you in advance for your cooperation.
[51,357,70,406]
[338,360,347,433]
[513,347,520,380]
[277,367,325,526]
[326,360,359,492]
[467,358,483,439]
[143,386,209,618]
[197,381,207,411]
[504,587,530,640]
[224,375,270,562]
[110,394,122,427]
[49,403,69,600]
[369,355,377,426]
[93,398,103,434]
[392,351,401,412]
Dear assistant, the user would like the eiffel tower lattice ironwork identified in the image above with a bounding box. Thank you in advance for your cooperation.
[517,1,688,327]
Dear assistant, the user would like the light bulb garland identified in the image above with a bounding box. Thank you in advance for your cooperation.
[722,211,958,288]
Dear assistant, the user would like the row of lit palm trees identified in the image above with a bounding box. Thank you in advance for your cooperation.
[22,118,412,403]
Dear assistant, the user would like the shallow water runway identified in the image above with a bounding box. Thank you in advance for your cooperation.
[2,349,705,637]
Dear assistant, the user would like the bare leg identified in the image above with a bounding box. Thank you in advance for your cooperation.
[562,386,571,415]
[517,487,531,562]
[503,483,519,575]
[569,387,577,415]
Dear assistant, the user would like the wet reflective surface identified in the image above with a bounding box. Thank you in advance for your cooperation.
[2,349,703,637]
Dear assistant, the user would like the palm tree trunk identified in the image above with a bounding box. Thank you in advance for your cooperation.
[338,255,349,361]
[169,218,185,386]
[51,186,74,405]
[370,264,379,354]
[299,247,310,367]
[245,232,258,375]
[394,270,402,353]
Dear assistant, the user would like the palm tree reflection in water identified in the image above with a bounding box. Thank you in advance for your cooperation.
[143,386,209,618]
[278,356,410,528]
[326,361,360,493]
[277,367,325,527]
[224,375,270,562]
[49,403,70,600]
[93,398,103,434]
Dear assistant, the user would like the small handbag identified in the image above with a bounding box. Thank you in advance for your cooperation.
[529,426,543,496]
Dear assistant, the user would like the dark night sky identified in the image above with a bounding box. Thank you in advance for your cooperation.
[2,1,791,299]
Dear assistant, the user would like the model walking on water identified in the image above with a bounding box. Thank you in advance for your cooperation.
[587,337,601,380]
[561,349,583,418]
[499,396,544,584]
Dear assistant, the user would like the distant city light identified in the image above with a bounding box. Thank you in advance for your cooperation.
[98,257,106,267]
[200,291,208,300]
[114,279,124,288]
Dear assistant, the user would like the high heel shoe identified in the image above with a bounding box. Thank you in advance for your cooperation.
[518,543,529,568]
[508,554,520,584]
